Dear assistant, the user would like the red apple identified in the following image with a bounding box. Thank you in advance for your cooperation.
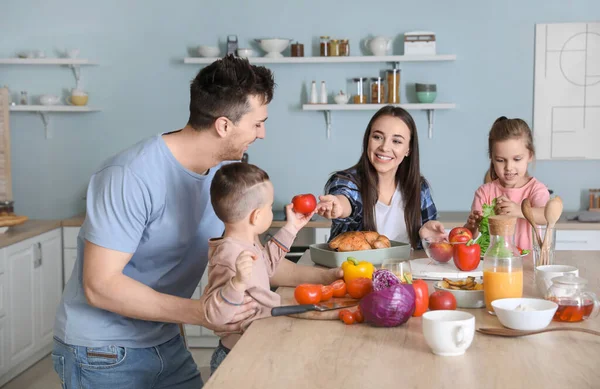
[428,242,453,263]
[448,227,473,244]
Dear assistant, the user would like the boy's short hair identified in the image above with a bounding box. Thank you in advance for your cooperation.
[210,163,270,223]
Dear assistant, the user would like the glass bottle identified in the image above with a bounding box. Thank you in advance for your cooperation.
[386,69,400,104]
[329,39,340,56]
[370,77,385,104]
[545,274,600,322]
[319,36,330,57]
[351,78,366,104]
[482,215,523,315]
[339,39,350,56]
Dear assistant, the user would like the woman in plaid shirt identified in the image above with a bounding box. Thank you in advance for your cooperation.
[316,106,445,249]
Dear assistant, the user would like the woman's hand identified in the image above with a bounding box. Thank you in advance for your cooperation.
[495,196,523,218]
[419,220,446,240]
[315,195,344,219]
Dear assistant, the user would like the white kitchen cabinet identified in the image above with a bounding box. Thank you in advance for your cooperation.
[555,230,600,251]
[0,228,62,387]
[62,226,80,287]
[314,228,330,244]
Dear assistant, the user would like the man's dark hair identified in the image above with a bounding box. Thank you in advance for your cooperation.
[188,55,275,130]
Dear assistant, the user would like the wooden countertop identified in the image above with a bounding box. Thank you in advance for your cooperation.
[0,220,62,249]
[62,214,85,227]
[204,250,600,389]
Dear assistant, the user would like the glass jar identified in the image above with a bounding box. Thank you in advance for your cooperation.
[546,274,600,322]
[319,36,330,57]
[482,215,523,314]
[20,91,28,105]
[339,39,350,56]
[0,200,14,215]
[329,39,340,56]
[370,77,385,104]
[386,69,400,104]
[351,78,367,104]
[291,42,304,57]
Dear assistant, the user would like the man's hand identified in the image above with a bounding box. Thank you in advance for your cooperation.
[232,250,256,291]
[201,296,259,333]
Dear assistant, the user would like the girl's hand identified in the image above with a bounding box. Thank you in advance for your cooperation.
[315,195,344,219]
[419,220,446,240]
[284,203,315,234]
[466,210,482,235]
[495,196,523,218]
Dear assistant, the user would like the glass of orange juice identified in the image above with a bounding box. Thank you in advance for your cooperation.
[482,215,523,314]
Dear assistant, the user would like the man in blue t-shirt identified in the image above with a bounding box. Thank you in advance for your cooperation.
[52,55,342,388]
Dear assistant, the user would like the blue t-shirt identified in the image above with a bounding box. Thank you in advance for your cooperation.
[54,134,225,348]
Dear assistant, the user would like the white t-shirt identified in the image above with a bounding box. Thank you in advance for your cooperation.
[375,186,409,244]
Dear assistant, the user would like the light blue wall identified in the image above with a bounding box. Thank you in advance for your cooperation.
[2,0,599,219]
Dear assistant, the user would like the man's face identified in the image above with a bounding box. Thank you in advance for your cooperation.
[223,95,268,160]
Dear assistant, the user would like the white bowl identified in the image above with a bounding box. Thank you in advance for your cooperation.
[236,48,255,58]
[198,45,220,57]
[255,38,292,58]
[39,94,60,105]
[334,94,349,104]
[434,280,485,309]
[492,298,558,331]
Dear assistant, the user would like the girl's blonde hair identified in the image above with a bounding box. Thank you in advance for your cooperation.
[487,116,535,181]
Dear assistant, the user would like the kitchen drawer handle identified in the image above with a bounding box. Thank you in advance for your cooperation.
[557,240,589,244]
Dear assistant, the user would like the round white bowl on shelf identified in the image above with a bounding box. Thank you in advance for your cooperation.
[236,48,255,58]
[492,298,558,331]
[39,95,60,105]
[334,93,349,104]
[255,38,292,58]
[198,45,220,58]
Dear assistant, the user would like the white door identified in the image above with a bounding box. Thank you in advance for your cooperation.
[36,231,62,347]
[63,248,77,287]
[6,241,35,367]
[0,317,7,377]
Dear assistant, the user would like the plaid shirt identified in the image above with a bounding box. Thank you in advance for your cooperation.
[325,169,438,248]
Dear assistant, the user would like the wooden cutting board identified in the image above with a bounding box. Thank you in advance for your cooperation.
[409,257,483,280]
[277,287,359,320]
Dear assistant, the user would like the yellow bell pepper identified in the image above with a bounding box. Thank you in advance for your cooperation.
[341,257,375,283]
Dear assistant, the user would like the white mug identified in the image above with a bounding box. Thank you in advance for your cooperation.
[535,265,579,297]
[422,310,475,356]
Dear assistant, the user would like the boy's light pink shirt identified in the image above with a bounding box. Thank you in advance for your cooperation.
[201,227,295,350]
[471,177,550,251]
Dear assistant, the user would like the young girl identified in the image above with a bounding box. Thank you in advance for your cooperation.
[465,116,550,251]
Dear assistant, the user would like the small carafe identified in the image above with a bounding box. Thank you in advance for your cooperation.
[483,215,523,314]
[545,274,600,322]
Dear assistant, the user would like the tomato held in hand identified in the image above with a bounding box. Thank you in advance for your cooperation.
[429,290,457,311]
[294,284,322,305]
[291,194,317,215]
[320,285,334,302]
[346,277,373,299]
[330,279,347,298]
[453,240,481,271]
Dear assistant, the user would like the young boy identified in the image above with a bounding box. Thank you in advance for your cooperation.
[203,162,316,374]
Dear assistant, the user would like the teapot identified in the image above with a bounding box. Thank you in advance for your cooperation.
[364,36,392,56]
[545,274,599,322]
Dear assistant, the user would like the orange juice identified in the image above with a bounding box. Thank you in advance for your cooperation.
[483,268,523,313]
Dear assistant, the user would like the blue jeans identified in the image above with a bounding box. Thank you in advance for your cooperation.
[52,334,202,389]
[209,341,230,375]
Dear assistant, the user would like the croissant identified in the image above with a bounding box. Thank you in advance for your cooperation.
[328,231,391,252]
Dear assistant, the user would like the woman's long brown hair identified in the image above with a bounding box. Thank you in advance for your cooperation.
[336,106,426,249]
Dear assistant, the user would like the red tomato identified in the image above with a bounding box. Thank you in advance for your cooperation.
[429,291,457,311]
[294,284,322,305]
[411,279,429,317]
[352,307,364,323]
[453,241,481,271]
[339,309,355,325]
[338,308,352,320]
[320,285,334,302]
[330,280,347,298]
[291,194,317,215]
[448,227,473,244]
[346,278,373,299]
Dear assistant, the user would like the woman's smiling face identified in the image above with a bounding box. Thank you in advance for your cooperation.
[367,115,411,176]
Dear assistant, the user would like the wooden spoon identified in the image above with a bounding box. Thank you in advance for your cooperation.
[521,198,543,248]
[477,327,600,337]
[541,197,563,264]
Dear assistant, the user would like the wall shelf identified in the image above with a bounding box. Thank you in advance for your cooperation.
[0,58,98,85]
[302,103,457,140]
[10,105,100,139]
[183,54,456,65]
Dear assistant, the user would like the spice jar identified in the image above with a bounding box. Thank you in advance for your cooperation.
[370,77,385,104]
[339,39,350,56]
[545,274,600,322]
[386,69,400,104]
[291,42,304,57]
[482,215,523,315]
[0,200,14,215]
[329,39,340,56]
[351,78,367,104]
[320,36,330,57]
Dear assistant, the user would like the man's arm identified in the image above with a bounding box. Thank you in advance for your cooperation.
[269,258,343,288]
[82,241,257,329]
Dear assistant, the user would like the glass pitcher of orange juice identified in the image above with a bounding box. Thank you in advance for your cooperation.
[483,215,523,314]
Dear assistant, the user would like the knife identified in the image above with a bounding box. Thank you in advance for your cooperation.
[271,299,358,317]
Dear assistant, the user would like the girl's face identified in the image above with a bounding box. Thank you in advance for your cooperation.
[367,115,411,178]
[491,137,533,188]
